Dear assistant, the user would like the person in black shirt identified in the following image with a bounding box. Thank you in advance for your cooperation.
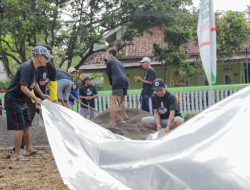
[141,79,184,133]
[135,57,156,113]
[79,77,98,119]
[4,46,51,161]
[105,48,129,126]
[15,44,57,152]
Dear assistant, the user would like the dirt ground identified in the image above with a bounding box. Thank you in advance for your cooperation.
[0,108,154,190]
[0,148,68,190]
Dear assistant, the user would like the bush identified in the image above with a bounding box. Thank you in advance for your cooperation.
[0,80,10,92]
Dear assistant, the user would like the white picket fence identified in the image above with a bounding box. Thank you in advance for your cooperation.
[0,86,246,116]
[93,89,239,113]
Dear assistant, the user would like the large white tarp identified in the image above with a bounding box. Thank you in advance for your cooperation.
[42,86,250,190]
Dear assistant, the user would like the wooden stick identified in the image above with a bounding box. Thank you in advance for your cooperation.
[74,98,99,113]
[136,94,142,109]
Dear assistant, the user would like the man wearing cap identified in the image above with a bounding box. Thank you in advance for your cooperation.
[4,46,51,161]
[141,79,184,133]
[56,67,76,108]
[35,44,57,103]
[27,44,57,123]
[105,48,129,126]
[135,57,156,113]
[12,44,58,152]
[79,77,98,119]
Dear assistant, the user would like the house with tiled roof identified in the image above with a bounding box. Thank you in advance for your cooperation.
[79,26,250,89]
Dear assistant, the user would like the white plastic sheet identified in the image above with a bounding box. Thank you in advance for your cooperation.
[42,86,250,190]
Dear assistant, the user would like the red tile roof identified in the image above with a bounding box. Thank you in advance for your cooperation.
[80,26,249,69]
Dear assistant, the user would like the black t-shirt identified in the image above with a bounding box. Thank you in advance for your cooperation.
[152,91,181,119]
[79,85,97,108]
[5,60,37,103]
[142,67,156,95]
[35,62,56,98]
[105,58,129,90]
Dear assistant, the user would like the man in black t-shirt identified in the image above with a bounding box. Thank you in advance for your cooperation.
[141,79,184,134]
[4,46,51,161]
[105,48,129,126]
[15,45,57,152]
[79,77,98,119]
[135,57,156,113]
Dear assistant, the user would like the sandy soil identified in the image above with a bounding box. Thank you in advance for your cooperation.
[0,148,68,190]
[0,108,154,189]
[92,107,154,140]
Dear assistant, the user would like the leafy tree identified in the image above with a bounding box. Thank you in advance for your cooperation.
[153,7,203,86]
[153,9,250,86]
[60,0,193,69]
[0,0,66,76]
[0,0,194,75]
[216,11,250,60]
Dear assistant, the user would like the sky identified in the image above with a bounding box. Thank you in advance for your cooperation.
[193,0,250,11]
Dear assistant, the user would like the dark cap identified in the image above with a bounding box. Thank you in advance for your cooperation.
[83,76,93,82]
[153,79,165,90]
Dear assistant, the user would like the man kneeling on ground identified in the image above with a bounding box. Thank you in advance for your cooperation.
[141,79,184,133]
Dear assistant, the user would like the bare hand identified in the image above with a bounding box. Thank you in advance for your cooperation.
[165,127,171,133]
[134,76,142,82]
[157,124,162,131]
[42,94,50,100]
[35,97,42,106]
[36,105,42,110]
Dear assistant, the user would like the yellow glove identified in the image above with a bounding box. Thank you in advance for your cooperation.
[48,80,57,102]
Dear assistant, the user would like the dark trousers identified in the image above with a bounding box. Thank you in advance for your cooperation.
[141,93,153,113]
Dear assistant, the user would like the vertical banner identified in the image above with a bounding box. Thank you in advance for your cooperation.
[197,0,217,86]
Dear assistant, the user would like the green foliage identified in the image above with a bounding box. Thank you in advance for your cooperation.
[154,43,203,86]
[216,11,250,59]
[0,0,249,83]
[153,7,201,86]
[0,80,10,89]
[0,0,64,76]
[153,9,250,86]
[164,26,192,49]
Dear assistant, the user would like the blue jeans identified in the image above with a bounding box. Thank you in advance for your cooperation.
[141,93,152,113]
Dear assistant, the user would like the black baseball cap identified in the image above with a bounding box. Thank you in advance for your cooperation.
[83,76,94,82]
[153,79,165,90]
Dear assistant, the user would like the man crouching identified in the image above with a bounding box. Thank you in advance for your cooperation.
[141,79,184,133]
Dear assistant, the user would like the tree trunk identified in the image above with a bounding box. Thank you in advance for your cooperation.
[1,51,13,78]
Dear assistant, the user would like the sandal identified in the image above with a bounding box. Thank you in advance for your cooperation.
[22,150,38,157]
[108,121,116,127]
[15,156,29,162]
[120,120,126,124]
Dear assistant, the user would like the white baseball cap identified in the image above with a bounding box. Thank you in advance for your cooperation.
[68,67,76,73]
[139,57,151,63]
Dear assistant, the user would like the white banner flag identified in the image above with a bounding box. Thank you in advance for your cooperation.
[197,0,217,85]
